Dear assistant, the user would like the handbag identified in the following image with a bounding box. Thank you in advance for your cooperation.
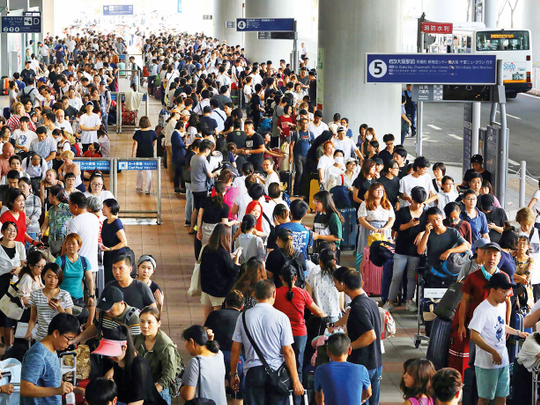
[241,311,292,396]
[367,232,387,247]
[187,245,206,297]
[0,279,24,320]
[184,357,216,405]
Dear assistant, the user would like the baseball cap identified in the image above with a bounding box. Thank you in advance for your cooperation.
[345,157,357,165]
[488,272,515,290]
[337,126,346,133]
[181,110,190,117]
[276,227,292,239]
[100,80,106,85]
[483,242,502,253]
[472,238,489,251]
[179,92,188,98]
[37,77,47,83]
[85,101,94,107]
[96,286,124,311]
[91,326,128,357]
[480,194,495,211]
[471,154,484,164]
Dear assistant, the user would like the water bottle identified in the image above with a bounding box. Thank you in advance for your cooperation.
[66,392,76,405]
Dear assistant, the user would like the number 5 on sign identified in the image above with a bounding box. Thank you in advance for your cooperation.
[369,59,387,79]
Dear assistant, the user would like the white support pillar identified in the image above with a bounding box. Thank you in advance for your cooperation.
[318,0,402,142]
[213,0,244,47]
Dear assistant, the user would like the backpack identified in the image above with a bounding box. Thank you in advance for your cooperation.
[71,143,82,157]
[369,241,395,267]
[60,255,88,272]
[158,109,171,128]
[170,344,186,397]
[330,185,352,209]
[220,161,239,178]
[259,118,272,133]
[284,253,306,289]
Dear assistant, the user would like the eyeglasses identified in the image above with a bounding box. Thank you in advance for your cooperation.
[33,264,46,270]
[91,183,103,187]
[465,198,477,201]
[62,333,77,341]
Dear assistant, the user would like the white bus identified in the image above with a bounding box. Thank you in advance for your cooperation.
[428,26,532,98]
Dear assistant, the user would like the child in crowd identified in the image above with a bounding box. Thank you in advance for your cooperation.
[400,358,437,405]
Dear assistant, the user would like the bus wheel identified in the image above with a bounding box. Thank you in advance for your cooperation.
[507,92,518,99]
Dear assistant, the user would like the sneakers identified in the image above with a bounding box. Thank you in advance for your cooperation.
[406,301,418,312]
[382,302,394,311]
[136,188,143,192]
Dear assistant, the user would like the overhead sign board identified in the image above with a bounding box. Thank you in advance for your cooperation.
[366,54,497,85]
[236,18,295,32]
[258,31,295,40]
[118,160,158,171]
[412,84,491,102]
[1,16,41,33]
[103,5,133,16]
[202,15,213,20]
[77,160,111,171]
[421,22,453,34]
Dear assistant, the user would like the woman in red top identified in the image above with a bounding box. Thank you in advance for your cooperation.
[274,265,326,386]
[0,189,42,247]
[277,104,296,140]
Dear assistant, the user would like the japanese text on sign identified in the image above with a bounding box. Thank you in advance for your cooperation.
[366,54,497,85]
[118,160,158,171]
[77,160,111,171]
[420,22,453,34]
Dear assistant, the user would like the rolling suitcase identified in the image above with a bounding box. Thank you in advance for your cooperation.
[381,258,394,302]
[289,390,309,405]
[363,246,383,296]
[280,170,292,194]
[507,308,531,363]
[462,366,478,405]
[426,317,452,370]
[340,208,357,251]
[308,179,320,211]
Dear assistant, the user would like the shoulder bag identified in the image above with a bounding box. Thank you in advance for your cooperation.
[184,357,216,405]
[187,245,206,297]
[241,311,292,396]
[0,278,24,320]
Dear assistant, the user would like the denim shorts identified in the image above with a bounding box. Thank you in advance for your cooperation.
[475,365,510,400]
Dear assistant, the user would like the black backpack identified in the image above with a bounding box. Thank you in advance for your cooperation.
[284,253,307,289]
[369,241,395,267]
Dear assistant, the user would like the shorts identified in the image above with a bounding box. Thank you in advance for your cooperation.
[193,191,208,210]
[201,292,225,307]
[475,365,510,400]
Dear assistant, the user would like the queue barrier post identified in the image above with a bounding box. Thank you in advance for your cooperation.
[114,157,162,225]
[113,91,148,133]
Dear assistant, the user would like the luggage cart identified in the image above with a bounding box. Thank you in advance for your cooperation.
[59,351,77,385]
[413,268,451,348]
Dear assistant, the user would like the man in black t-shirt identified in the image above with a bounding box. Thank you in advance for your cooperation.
[341,270,382,405]
[104,255,156,310]
[239,119,264,172]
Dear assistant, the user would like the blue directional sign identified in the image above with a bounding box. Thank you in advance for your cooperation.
[236,18,294,32]
[365,54,497,85]
[77,160,111,171]
[118,160,158,171]
[1,16,41,33]
[103,5,133,16]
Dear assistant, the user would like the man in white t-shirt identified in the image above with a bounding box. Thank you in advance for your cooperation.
[399,156,437,207]
[11,116,37,155]
[308,111,329,139]
[469,271,527,404]
[79,102,101,153]
[332,126,362,160]
[67,192,100,280]
[317,141,335,186]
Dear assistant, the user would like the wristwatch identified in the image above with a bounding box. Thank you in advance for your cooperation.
[89,294,95,299]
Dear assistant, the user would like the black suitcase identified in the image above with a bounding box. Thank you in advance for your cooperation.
[426,317,452,370]
[280,170,291,194]
[340,208,358,251]
[462,366,478,405]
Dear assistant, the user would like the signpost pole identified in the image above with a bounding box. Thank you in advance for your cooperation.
[497,59,509,208]
[416,102,423,156]
[292,20,298,73]
[471,102,481,155]
[157,157,162,225]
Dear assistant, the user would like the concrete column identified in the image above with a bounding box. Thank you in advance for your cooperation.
[484,0,498,28]
[213,0,244,47]
[244,0,294,67]
[318,0,402,143]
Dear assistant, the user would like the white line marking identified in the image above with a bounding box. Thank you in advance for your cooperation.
[427,124,442,130]
[495,110,521,120]
[520,93,540,100]
[448,134,463,140]
[508,159,519,165]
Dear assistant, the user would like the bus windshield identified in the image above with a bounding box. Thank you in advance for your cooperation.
[476,31,530,51]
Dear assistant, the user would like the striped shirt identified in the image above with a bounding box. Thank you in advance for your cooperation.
[99,304,141,336]
[28,289,73,341]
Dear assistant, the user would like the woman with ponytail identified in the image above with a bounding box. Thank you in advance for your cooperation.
[266,227,299,288]
[197,180,238,244]
[233,214,265,264]
[181,325,227,405]
[273,265,327,388]
[306,248,342,323]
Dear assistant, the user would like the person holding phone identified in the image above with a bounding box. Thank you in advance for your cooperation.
[383,186,428,312]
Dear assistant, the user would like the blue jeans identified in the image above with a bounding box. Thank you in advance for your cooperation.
[26,232,38,250]
[101,112,108,133]
[367,366,383,405]
[223,350,245,399]
[159,388,171,405]
[292,334,307,384]
[388,254,421,302]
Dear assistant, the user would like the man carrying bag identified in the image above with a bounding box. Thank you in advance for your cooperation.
[230,279,304,405]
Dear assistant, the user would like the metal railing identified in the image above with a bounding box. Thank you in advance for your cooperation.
[115,157,162,225]
[73,157,162,225]
[110,92,149,134]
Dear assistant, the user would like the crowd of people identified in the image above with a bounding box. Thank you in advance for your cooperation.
[0,24,538,405]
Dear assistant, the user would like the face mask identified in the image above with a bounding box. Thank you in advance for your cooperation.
[335,156,344,165]
[366,134,373,141]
